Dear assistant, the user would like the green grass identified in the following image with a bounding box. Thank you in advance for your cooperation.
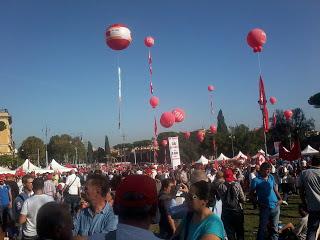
[244,195,301,240]
[151,195,302,239]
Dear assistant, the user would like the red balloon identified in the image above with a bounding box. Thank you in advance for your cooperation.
[197,130,205,142]
[106,24,132,51]
[160,112,175,128]
[144,36,154,47]
[208,85,214,92]
[210,124,217,134]
[184,131,191,139]
[149,96,159,108]
[247,28,267,53]
[161,140,168,147]
[284,110,293,120]
[172,108,185,123]
[269,96,277,105]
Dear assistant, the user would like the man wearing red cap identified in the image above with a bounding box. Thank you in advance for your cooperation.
[89,175,161,240]
[218,168,245,240]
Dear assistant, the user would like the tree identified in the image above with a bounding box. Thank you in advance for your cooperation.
[268,108,315,150]
[308,92,320,108]
[87,141,93,163]
[217,109,228,134]
[93,147,106,163]
[18,136,45,165]
[47,134,85,164]
[104,135,111,155]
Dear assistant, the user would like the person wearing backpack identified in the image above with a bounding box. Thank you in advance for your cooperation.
[218,168,245,240]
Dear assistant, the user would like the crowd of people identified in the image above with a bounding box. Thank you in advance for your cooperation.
[0,154,319,240]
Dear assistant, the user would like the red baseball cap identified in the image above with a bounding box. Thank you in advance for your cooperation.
[115,175,157,208]
[224,168,236,182]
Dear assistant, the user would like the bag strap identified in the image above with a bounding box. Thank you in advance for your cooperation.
[65,175,77,190]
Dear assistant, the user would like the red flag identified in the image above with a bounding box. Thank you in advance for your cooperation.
[259,76,269,132]
[279,139,301,161]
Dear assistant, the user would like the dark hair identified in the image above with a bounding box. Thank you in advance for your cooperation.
[37,202,72,240]
[86,174,110,197]
[22,174,33,184]
[311,155,320,166]
[260,162,272,170]
[32,178,44,191]
[160,178,175,191]
[191,180,211,201]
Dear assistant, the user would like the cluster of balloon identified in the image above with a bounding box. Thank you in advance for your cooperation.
[184,131,191,140]
[160,112,175,128]
[149,96,159,108]
[210,124,217,134]
[284,109,293,121]
[247,28,267,53]
[197,130,206,142]
[105,23,132,130]
[269,96,277,105]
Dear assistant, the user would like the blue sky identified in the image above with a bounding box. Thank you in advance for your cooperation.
[0,0,319,148]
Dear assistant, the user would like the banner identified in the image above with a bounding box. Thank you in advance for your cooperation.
[168,136,181,169]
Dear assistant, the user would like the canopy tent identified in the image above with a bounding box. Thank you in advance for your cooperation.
[216,153,230,161]
[301,145,319,155]
[234,151,248,160]
[47,159,76,173]
[17,159,53,174]
[0,166,15,175]
[195,155,209,165]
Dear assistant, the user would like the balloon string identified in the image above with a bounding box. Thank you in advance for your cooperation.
[148,49,154,95]
[257,52,262,76]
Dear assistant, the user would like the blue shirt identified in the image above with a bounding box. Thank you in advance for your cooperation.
[251,174,278,208]
[73,203,118,236]
[0,184,10,206]
[181,214,224,240]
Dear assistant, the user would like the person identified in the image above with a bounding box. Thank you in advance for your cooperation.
[211,171,225,218]
[13,175,33,238]
[299,154,320,240]
[173,180,225,240]
[73,174,117,237]
[251,162,283,240]
[158,178,177,239]
[0,175,13,233]
[64,170,81,215]
[19,177,54,240]
[89,174,161,240]
[218,168,245,240]
[43,173,56,199]
[36,202,73,240]
[279,204,309,240]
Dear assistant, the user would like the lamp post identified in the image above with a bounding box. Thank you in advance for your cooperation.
[229,135,235,157]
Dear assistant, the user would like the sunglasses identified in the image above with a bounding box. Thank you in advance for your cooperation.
[186,193,199,200]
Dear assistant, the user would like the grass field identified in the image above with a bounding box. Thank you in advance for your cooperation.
[151,195,302,240]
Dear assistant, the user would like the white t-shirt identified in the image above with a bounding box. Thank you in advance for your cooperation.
[20,194,54,237]
[66,174,81,195]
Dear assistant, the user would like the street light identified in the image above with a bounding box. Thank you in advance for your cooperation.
[229,135,235,157]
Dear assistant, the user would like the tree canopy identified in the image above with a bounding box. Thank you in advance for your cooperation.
[308,92,320,108]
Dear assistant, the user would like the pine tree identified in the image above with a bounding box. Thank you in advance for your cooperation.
[217,109,228,133]
[104,135,111,155]
[87,141,94,163]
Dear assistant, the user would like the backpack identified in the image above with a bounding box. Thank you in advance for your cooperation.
[223,182,240,210]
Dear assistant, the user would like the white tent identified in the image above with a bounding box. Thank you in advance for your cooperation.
[47,159,75,173]
[0,166,15,174]
[216,153,230,161]
[17,159,53,174]
[195,155,209,165]
[234,151,248,160]
[301,145,319,155]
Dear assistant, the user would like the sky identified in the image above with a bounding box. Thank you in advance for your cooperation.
[0,0,319,148]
